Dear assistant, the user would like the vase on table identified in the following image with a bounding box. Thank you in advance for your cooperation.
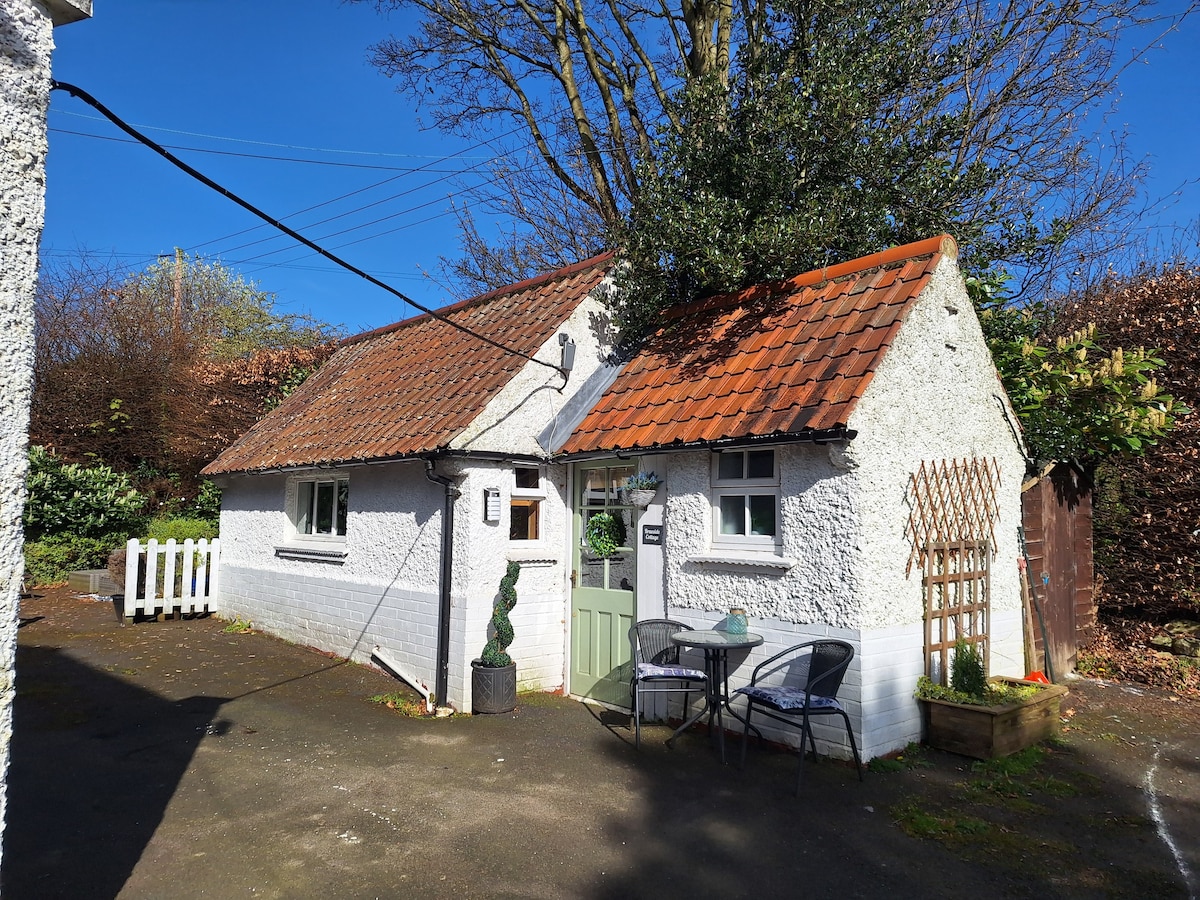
[728,608,748,635]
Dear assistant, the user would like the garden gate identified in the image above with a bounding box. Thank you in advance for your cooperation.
[120,537,221,621]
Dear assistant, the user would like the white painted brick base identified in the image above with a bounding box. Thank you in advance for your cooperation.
[222,564,569,712]
[221,565,442,691]
[665,607,1026,761]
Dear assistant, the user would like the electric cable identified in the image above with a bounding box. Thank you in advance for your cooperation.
[50,80,565,378]
[48,127,471,172]
[235,207,458,276]
[37,247,429,282]
[213,158,499,258]
[52,106,498,160]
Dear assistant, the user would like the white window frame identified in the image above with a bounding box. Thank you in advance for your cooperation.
[509,465,545,543]
[711,448,781,550]
[291,475,349,542]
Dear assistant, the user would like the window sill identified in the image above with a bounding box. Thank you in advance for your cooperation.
[274,543,348,563]
[507,548,557,567]
[687,552,795,573]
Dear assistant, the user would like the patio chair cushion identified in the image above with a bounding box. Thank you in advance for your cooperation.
[636,662,707,681]
[734,684,844,712]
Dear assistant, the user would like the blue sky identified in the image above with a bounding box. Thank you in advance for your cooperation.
[42,1,1200,336]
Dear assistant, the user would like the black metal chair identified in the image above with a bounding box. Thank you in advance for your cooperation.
[629,619,708,750]
[733,639,863,793]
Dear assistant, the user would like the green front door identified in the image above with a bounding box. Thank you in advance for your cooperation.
[570,462,636,707]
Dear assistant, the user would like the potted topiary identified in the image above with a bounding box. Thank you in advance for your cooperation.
[471,560,520,714]
[622,471,660,509]
[915,639,1068,759]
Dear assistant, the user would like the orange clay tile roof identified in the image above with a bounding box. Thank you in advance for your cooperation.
[202,253,613,475]
[559,235,957,456]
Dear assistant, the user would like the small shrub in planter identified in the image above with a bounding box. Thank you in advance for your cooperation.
[472,561,520,714]
[916,640,1068,759]
[950,638,988,698]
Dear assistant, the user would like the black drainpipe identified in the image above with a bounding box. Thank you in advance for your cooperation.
[424,458,459,708]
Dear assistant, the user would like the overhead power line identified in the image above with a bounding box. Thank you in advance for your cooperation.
[186,122,530,255]
[49,126,475,172]
[52,106,498,160]
[50,80,565,379]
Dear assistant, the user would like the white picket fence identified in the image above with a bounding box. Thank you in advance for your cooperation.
[121,537,221,620]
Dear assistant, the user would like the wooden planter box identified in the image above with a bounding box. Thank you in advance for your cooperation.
[920,676,1068,760]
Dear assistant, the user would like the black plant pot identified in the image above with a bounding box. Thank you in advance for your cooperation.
[471,660,517,714]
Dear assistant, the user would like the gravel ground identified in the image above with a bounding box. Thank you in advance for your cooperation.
[3,586,1198,900]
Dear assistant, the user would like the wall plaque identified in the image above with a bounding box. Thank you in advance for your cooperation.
[641,524,663,545]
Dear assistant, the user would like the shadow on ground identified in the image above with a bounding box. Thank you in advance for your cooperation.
[6,646,226,898]
[3,588,1196,899]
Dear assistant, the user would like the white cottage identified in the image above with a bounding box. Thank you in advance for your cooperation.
[203,235,1026,760]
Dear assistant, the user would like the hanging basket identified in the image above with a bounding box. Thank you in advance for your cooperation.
[627,488,657,509]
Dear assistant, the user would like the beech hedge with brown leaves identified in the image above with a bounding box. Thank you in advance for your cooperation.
[1055,265,1200,618]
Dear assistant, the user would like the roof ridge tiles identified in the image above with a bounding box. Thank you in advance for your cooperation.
[341,251,614,347]
[656,235,954,329]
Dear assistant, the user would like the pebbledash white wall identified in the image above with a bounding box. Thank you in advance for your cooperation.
[215,457,575,712]
[648,254,1026,761]
[0,0,90,870]
[216,461,446,688]
[443,460,572,710]
[214,282,616,711]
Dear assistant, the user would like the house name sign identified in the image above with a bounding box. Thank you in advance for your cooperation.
[641,524,663,545]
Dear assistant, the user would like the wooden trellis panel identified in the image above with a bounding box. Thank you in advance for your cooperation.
[906,458,1001,574]
[923,540,990,682]
[907,458,1001,684]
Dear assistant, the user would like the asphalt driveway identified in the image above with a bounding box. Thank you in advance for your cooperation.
[4,587,1198,899]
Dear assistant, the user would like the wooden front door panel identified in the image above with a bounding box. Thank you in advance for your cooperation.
[569,462,636,707]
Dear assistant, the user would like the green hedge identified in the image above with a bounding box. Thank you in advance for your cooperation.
[24,447,147,542]
[24,535,125,586]
[145,517,218,543]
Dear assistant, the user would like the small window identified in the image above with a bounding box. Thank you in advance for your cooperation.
[296,477,348,538]
[510,466,544,541]
[712,449,779,547]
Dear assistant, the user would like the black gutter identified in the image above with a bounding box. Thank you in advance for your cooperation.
[552,425,857,462]
[423,458,460,708]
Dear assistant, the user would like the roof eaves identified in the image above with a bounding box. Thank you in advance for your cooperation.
[556,425,858,461]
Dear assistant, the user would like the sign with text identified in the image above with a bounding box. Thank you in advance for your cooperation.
[641,524,663,546]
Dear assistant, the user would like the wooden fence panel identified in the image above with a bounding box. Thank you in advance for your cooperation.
[121,537,221,620]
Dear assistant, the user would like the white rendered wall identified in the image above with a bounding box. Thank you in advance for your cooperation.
[217,456,574,711]
[662,444,860,624]
[0,0,89,868]
[445,460,571,712]
[217,462,448,698]
[658,445,867,754]
[654,256,1026,760]
[844,254,1027,754]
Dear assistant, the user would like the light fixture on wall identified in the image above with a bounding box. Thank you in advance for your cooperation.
[484,488,501,523]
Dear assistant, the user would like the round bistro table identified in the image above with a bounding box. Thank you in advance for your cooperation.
[668,630,764,763]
